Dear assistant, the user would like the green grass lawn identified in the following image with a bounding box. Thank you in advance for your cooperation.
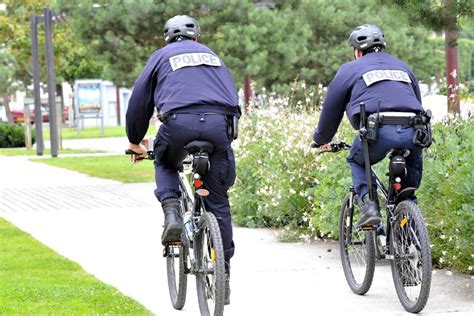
[0,148,101,156]
[42,125,157,140]
[32,155,155,183]
[0,218,151,314]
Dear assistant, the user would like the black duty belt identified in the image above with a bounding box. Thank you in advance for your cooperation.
[379,116,413,125]
[158,112,227,123]
[370,112,416,126]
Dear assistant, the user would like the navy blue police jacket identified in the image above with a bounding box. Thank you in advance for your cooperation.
[126,39,239,145]
[313,52,424,145]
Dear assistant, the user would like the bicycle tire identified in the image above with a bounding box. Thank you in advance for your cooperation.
[166,231,188,310]
[339,192,376,295]
[390,200,432,313]
[195,211,226,316]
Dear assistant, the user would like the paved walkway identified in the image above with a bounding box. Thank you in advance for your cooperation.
[0,143,472,315]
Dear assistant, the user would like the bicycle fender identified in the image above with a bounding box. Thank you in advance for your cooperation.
[394,187,417,205]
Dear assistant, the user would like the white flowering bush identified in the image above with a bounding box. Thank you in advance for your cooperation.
[418,116,473,274]
[231,103,473,274]
[230,104,354,235]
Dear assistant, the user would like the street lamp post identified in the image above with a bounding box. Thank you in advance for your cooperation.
[30,14,44,156]
[44,7,58,157]
[30,7,60,157]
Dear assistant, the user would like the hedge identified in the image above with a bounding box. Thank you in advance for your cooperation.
[0,122,35,148]
[230,107,473,274]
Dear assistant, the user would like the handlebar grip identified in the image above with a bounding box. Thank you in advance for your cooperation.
[125,149,139,155]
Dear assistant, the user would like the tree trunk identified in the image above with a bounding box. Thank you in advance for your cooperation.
[2,93,13,123]
[243,76,252,114]
[445,0,460,114]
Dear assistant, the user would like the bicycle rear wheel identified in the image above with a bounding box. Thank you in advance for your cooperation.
[166,232,188,310]
[390,200,432,313]
[195,211,226,316]
[339,193,376,295]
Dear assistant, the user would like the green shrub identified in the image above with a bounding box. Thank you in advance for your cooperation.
[418,116,473,273]
[231,106,354,236]
[0,122,35,148]
[232,106,474,274]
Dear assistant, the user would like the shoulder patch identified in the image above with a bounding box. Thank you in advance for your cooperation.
[362,69,412,86]
[169,52,222,71]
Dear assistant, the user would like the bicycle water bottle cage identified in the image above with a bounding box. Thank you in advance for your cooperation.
[184,140,215,176]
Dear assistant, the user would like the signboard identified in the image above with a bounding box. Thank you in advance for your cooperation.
[74,79,104,136]
[77,82,101,114]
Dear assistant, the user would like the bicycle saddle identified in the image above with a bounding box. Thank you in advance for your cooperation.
[184,140,214,155]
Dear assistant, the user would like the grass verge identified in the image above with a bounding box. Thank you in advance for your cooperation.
[43,125,157,140]
[0,148,101,156]
[32,155,155,183]
[0,217,151,314]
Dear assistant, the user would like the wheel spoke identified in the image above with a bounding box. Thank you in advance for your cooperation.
[339,194,375,295]
[391,201,432,312]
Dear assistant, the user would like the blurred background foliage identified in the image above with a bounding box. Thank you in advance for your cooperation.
[0,0,472,93]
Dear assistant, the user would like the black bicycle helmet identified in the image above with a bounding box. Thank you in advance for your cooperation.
[163,15,201,44]
[348,24,386,51]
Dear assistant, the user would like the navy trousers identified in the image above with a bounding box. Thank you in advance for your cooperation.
[347,124,423,198]
[153,113,236,263]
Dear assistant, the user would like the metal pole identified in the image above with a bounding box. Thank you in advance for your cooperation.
[115,85,121,126]
[31,14,44,156]
[23,103,32,149]
[44,7,58,157]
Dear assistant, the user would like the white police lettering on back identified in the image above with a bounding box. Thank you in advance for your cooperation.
[169,52,222,71]
[362,69,412,86]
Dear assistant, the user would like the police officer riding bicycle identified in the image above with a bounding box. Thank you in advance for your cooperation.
[125,15,239,305]
[313,24,431,228]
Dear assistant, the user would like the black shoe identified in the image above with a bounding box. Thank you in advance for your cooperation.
[161,198,183,245]
[225,273,231,305]
[356,194,381,227]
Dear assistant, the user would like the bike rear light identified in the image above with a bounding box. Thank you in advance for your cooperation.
[393,182,402,191]
[194,179,203,188]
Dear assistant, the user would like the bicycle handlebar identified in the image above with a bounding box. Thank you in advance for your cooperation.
[311,141,351,154]
[125,149,155,160]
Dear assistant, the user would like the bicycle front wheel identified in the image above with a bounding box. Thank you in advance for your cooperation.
[166,232,188,310]
[390,200,432,313]
[195,211,226,316]
[339,193,376,295]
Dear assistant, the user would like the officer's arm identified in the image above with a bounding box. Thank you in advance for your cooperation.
[409,71,422,103]
[313,71,348,145]
[126,53,158,145]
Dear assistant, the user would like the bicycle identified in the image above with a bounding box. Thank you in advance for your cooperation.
[313,104,432,313]
[126,140,226,316]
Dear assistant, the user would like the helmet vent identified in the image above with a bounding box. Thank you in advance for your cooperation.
[173,29,180,34]
[186,23,195,28]
[357,36,367,41]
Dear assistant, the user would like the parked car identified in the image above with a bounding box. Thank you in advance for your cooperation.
[11,104,69,124]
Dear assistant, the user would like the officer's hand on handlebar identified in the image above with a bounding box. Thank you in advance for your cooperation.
[316,143,333,153]
[127,143,148,163]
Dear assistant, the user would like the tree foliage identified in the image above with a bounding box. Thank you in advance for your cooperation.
[2,0,471,94]
[379,0,473,33]
[0,0,103,89]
